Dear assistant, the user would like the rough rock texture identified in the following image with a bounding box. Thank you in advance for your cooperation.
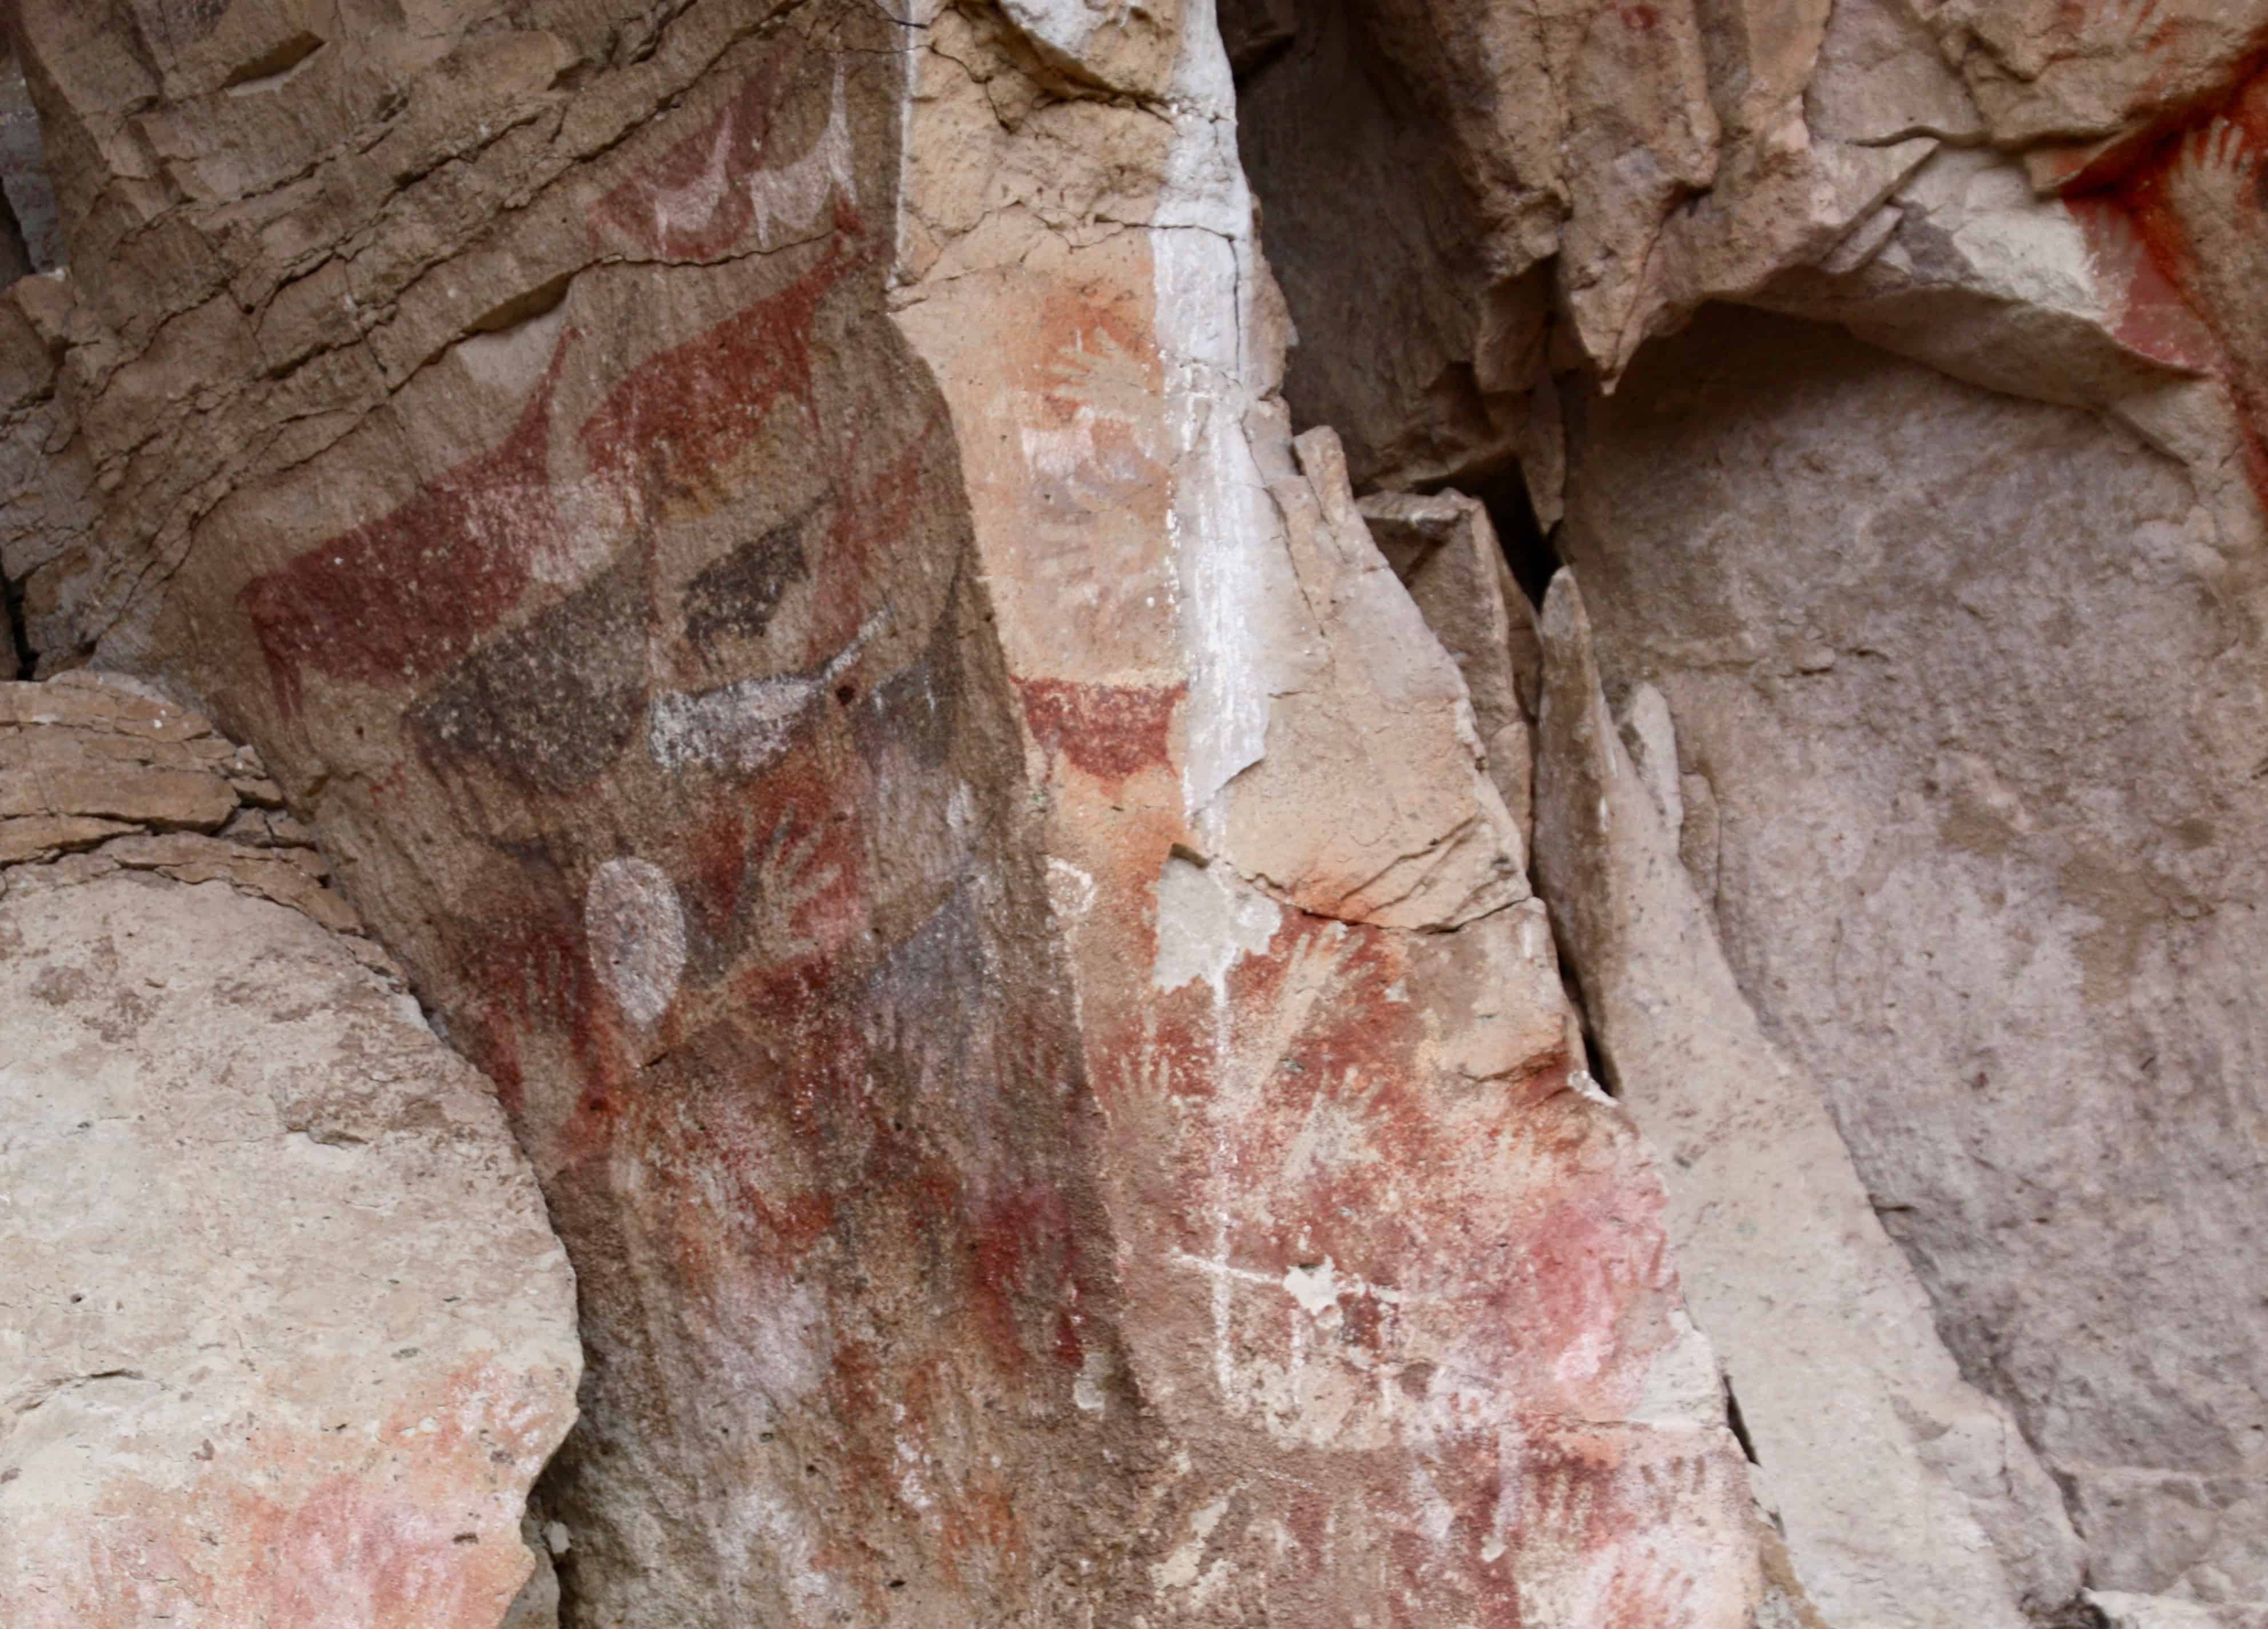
[1360,489,1541,848]
[1554,309,2268,1622]
[1,669,378,933]
[9,0,2268,1623]
[1233,0,2268,1622]
[1,0,1769,1620]
[1532,572,2083,1629]
[1,674,581,1626]
[1232,0,1930,487]
[893,16,1759,1618]
[0,41,60,279]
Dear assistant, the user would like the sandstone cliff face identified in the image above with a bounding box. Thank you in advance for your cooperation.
[3,0,2265,1624]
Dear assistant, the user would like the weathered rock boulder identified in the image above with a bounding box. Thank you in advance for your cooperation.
[1,674,581,1627]
[1553,307,2268,1623]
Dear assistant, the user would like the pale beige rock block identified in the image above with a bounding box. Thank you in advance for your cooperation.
[1557,307,2268,1615]
[0,874,580,1628]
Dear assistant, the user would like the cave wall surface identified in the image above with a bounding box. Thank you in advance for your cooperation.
[1556,307,2268,1617]
[4,0,1758,1622]
[5,0,2267,1624]
[1234,0,2268,1626]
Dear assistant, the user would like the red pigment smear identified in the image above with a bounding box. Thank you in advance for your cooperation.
[815,416,949,628]
[1012,678,1184,784]
[2068,71,2268,499]
[470,1009,526,1121]
[270,1476,493,1624]
[683,800,755,933]
[239,334,574,719]
[577,223,870,527]
[742,412,959,674]
[455,896,635,1167]
[968,1182,1076,1377]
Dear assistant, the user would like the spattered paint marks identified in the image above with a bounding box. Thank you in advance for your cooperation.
[969,1182,1080,1377]
[239,333,573,718]
[1010,295,1166,522]
[579,850,1104,1614]
[648,673,825,776]
[679,786,862,980]
[172,15,1768,1619]
[211,74,1097,1629]
[647,614,882,776]
[408,557,647,793]
[585,857,687,1028]
[974,281,1180,680]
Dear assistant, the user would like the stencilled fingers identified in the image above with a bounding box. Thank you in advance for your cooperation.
[2083,0,2167,53]
[2168,116,2263,208]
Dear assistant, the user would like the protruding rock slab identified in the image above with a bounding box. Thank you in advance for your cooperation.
[1556,306,2268,1616]
[888,13,1763,1615]
[1,850,578,1623]
[1359,488,1540,848]
[1532,570,2083,1628]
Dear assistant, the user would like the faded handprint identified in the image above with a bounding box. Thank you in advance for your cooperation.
[1523,1456,1603,1537]
[746,808,846,965]
[1632,1449,1719,1522]
[1015,320,1167,510]
[1598,1547,1700,1629]
[2166,114,2261,209]
[2057,0,2166,55]
[1222,922,1354,1098]
[1036,319,1157,414]
[2156,116,2268,419]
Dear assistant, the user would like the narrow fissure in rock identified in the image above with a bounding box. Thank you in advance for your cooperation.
[4,565,30,681]
[1724,1376,1762,1467]
[0,43,60,275]
[1464,460,1557,609]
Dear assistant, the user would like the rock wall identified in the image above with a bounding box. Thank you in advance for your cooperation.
[5,0,1758,1620]
[1552,309,2268,1622]
[6,0,2266,1624]
[1232,1,2268,1626]
[1,672,581,1625]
